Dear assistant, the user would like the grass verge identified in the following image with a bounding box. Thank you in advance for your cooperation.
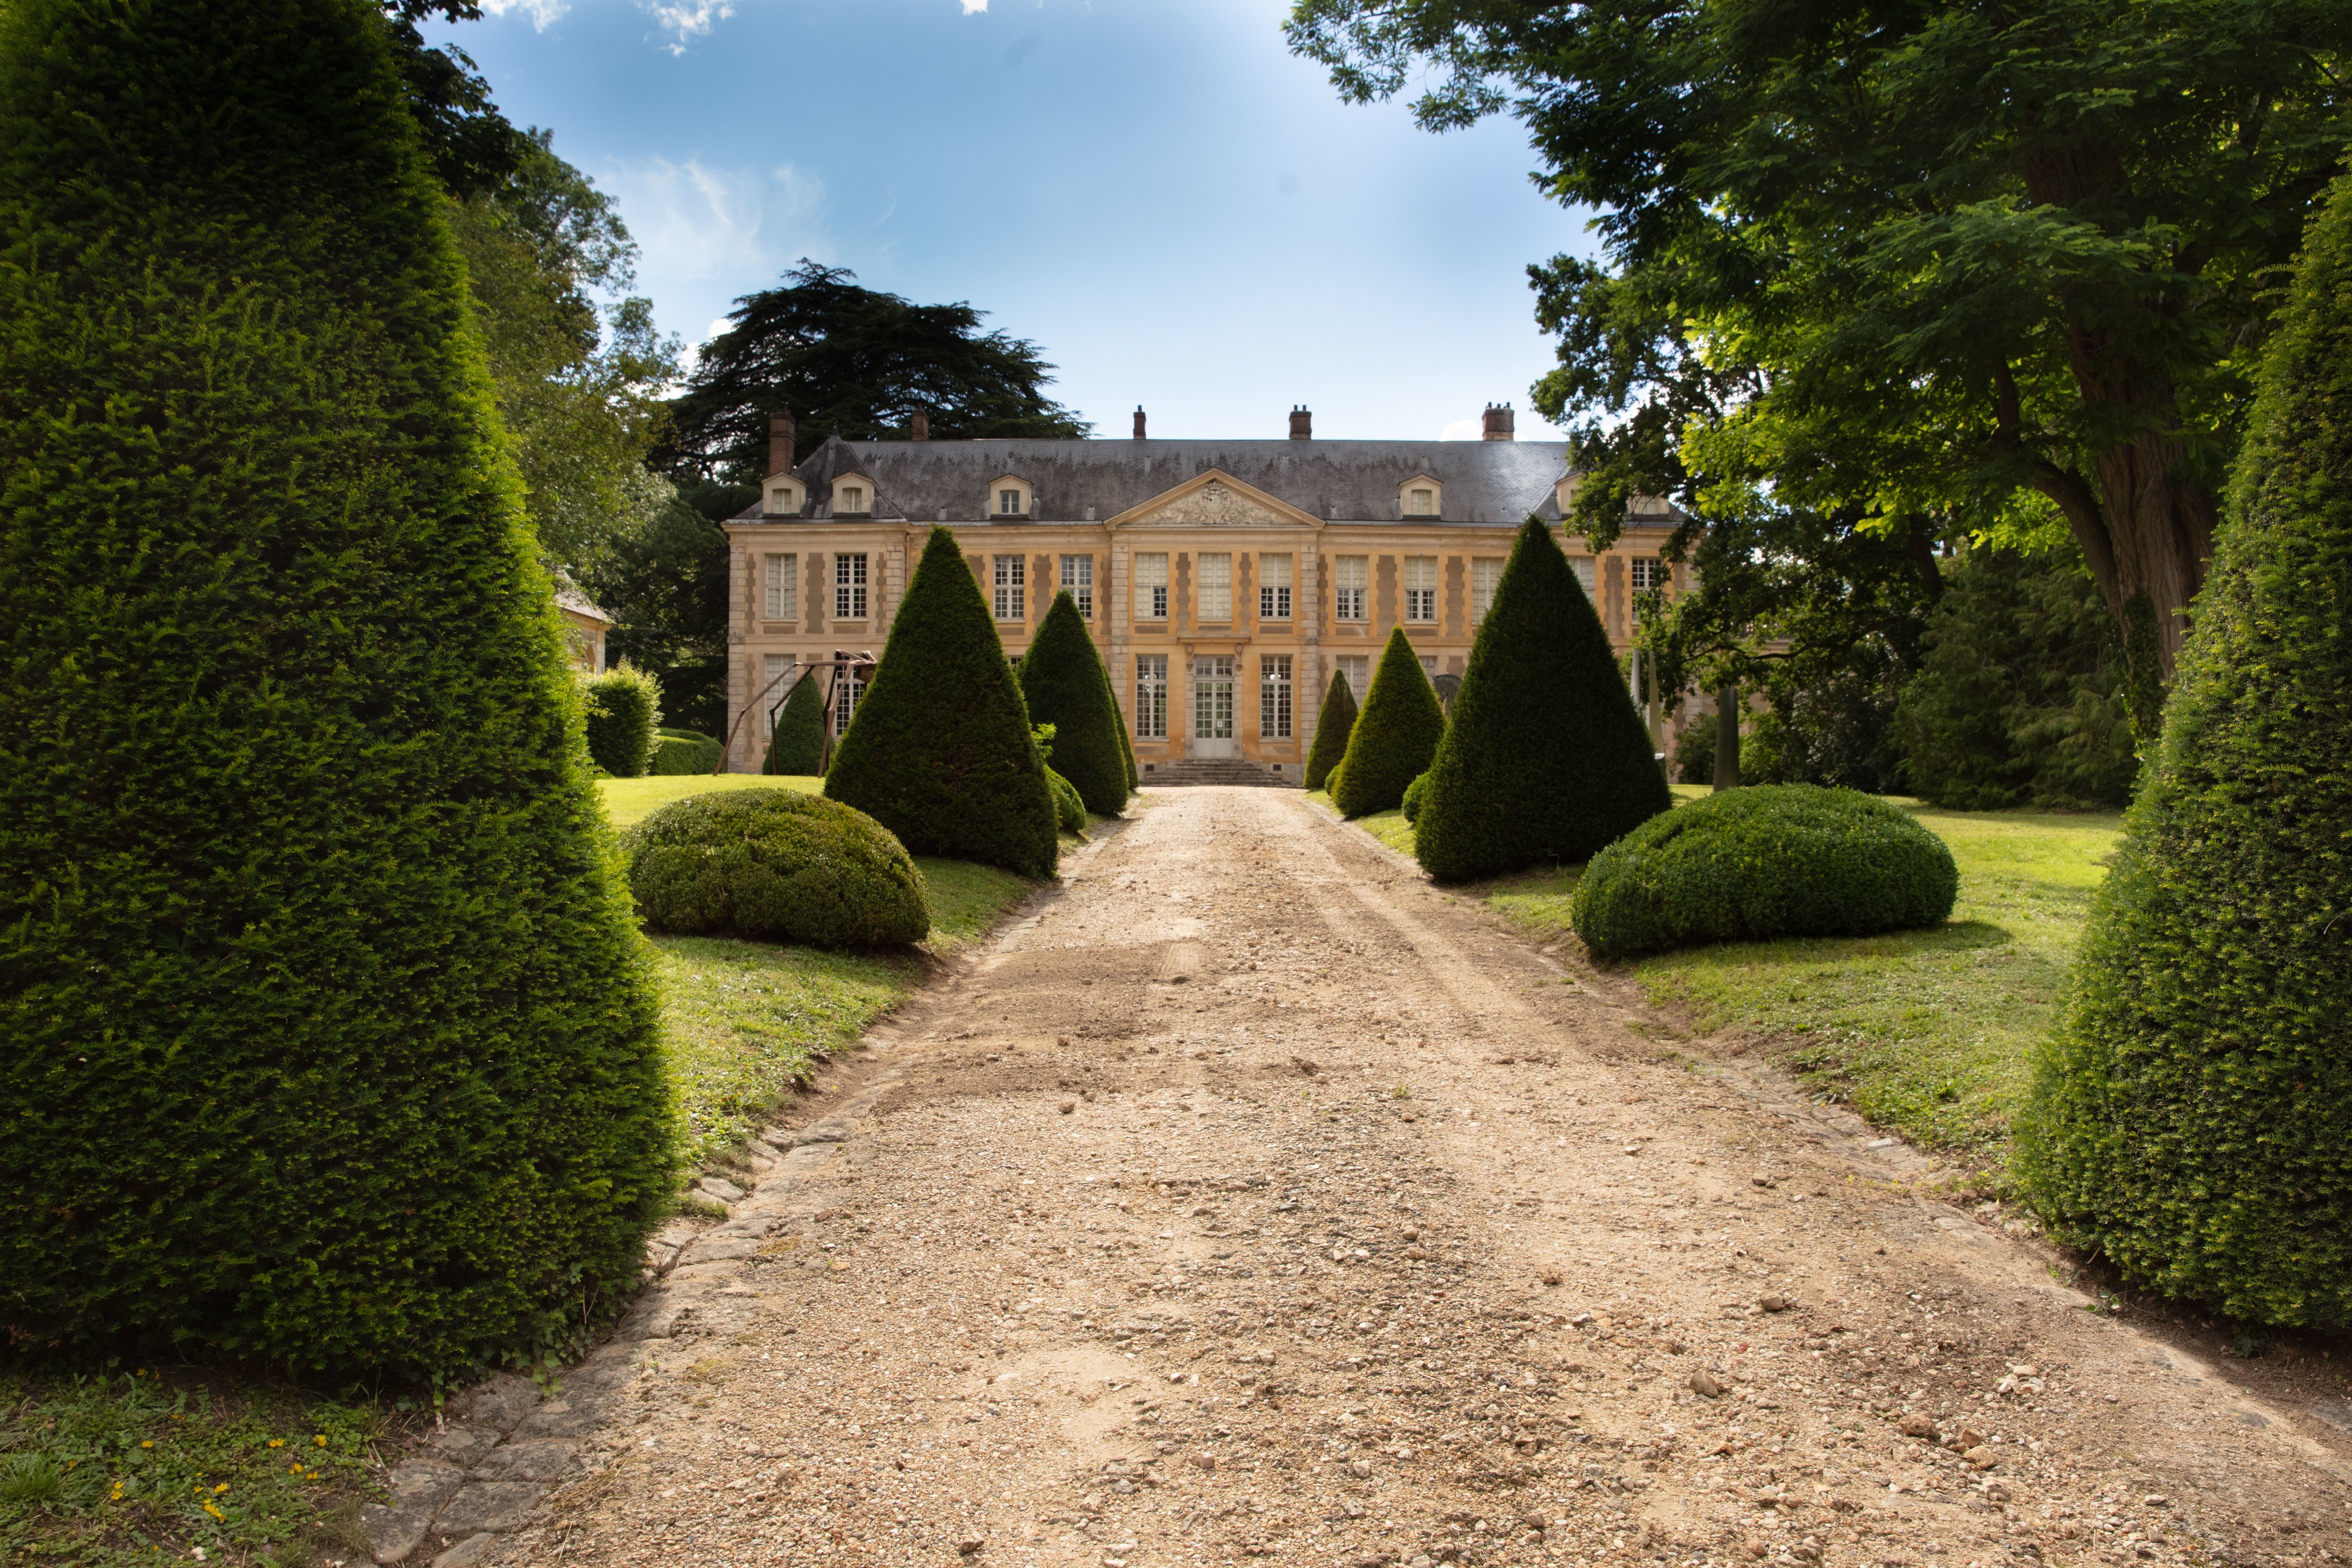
[597,772,819,828]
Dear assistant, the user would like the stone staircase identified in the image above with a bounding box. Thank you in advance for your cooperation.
[1139,756,1303,788]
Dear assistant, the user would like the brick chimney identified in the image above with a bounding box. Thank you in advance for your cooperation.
[1289,405,1312,440]
[768,411,796,474]
[910,410,929,442]
[1482,403,1515,441]
[1133,405,1147,440]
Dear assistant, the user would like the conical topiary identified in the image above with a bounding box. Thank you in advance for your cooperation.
[764,668,826,775]
[1103,653,1139,791]
[1304,669,1358,791]
[1019,591,1127,815]
[2016,170,2352,1328]
[1414,518,1672,879]
[826,527,1058,876]
[0,0,670,1377]
[1330,628,1446,818]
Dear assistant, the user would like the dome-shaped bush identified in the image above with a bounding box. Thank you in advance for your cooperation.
[1044,765,1088,835]
[1402,770,1431,824]
[623,789,929,947]
[1570,785,1957,959]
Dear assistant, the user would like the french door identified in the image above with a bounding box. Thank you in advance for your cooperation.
[1190,656,1235,758]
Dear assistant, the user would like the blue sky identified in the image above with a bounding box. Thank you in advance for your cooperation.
[435,0,1598,442]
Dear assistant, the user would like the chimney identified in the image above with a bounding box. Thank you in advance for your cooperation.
[1289,405,1312,440]
[1482,402,1515,441]
[768,411,796,474]
[1133,405,1147,439]
[910,410,929,442]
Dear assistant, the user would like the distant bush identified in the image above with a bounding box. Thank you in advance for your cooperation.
[1044,766,1088,834]
[1331,628,1445,818]
[1673,720,1716,786]
[583,662,662,777]
[623,789,929,947]
[1570,786,1958,959]
[1402,771,1430,823]
[764,672,826,776]
[1740,665,1908,795]
[650,728,723,775]
[1304,670,1358,792]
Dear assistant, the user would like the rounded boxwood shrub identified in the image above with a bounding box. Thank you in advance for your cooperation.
[650,728,723,775]
[1569,786,1958,959]
[1330,628,1446,818]
[763,671,826,775]
[1020,592,1128,814]
[2016,168,2352,1328]
[1304,669,1358,792]
[1401,770,1430,824]
[0,0,670,1378]
[1045,766,1088,834]
[622,789,928,947]
[583,661,662,776]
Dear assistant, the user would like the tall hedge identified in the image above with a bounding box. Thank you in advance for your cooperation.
[1305,669,1358,792]
[1019,591,1127,815]
[582,661,662,777]
[0,0,671,1377]
[826,527,1058,876]
[764,669,826,775]
[1414,518,1670,878]
[1330,627,1446,818]
[2016,170,2352,1328]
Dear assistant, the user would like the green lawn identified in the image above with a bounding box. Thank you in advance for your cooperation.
[598,772,819,828]
[1321,784,2120,1177]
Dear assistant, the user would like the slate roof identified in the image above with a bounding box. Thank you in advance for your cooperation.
[742,434,1599,527]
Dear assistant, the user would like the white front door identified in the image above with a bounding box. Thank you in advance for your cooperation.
[1190,655,1235,758]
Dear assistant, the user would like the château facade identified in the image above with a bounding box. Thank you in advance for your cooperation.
[721,408,1686,778]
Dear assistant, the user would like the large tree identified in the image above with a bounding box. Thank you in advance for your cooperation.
[656,261,1091,485]
[1288,0,2352,733]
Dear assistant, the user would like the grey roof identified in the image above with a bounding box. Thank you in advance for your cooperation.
[746,434,1592,526]
[554,582,613,624]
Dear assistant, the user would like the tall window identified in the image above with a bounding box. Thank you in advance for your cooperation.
[1403,555,1438,622]
[1338,654,1369,700]
[1136,552,1169,620]
[1059,554,1094,617]
[763,653,795,730]
[1470,557,1503,625]
[1260,654,1293,740]
[1630,557,1665,622]
[834,665,867,731]
[1570,556,1597,598]
[999,487,1024,517]
[834,553,867,619]
[1196,552,1232,621]
[993,554,1026,621]
[1258,553,1293,620]
[763,553,798,621]
[1334,555,1368,621]
[1135,654,1168,739]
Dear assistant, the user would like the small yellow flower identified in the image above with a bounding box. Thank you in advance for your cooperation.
[213,1483,229,1495]
[267,1439,284,1449]
[313,1435,326,1447]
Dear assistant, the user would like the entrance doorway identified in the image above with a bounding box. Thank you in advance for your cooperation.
[1190,655,1235,758]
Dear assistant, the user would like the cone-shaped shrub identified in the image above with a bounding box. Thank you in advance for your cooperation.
[582,661,662,776]
[764,670,826,775]
[0,0,670,1377]
[1330,628,1446,818]
[1305,670,1358,791]
[2016,171,2352,1328]
[1103,654,1139,791]
[1020,592,1127,815]
[1414,518,1672,879]
[826,528,1058,876]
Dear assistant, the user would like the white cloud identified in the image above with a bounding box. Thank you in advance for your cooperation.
[961,0,988,11]
[480,0,569,25]
[1439,417,1483,441]
[644,0,737,54]
[601,158,832,302]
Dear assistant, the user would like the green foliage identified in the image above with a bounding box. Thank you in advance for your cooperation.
[1894,545,2140,809]
[580,485,734,735]
[1571,787,1959,960]
[1401,771,1430,824]
[1019,592,1128,814]
[1331,629,1447,819]
[650,727,723,776]
[581,661,663,776]
[0,0,672,1378]
[1736,668,1911,795]
[2017,170,2352,1328]
[1321,762,1345,803]
[1414,519,1671,878]
[656,261,1090,484]
[1673,720,1716,786]
[1304,669,1359,791]
[826,528,1058,877]
[623,788,929,948]
[1044,766,1088,835]
[763,671,827,776]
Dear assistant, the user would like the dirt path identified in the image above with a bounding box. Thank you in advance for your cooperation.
[516,788,2352,1568]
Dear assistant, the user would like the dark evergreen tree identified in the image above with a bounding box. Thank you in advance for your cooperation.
[1414,519,1670,878]
[2017,170,2352,1328]
[1102,653,1139,791]
[1305,669,1358,792]
[0,0,669,1377]
[1330,628,1446,819]
[1019,592,1127,815]
[763,669,826,775]
[825,528,1058,876]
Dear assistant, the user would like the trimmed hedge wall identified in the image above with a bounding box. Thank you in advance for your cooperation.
[1415,517,1670,880]
[1305,670,1358,792]
[764,672,826,776]
[650,728,723,776]
[1569,786,1957,959]
[2016,168,2352,1328]
[582,661,662,777]
[1330,628,1446,818]
[0,0,671,1378]
[826,527,1058,877]
[1020,591,1128,815]
[623,789,929,947]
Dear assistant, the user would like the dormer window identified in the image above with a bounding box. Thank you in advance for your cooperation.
[1555,474,1580,515]
[987,474,1033,518]
[999,489,1021,516]
[764,476,805,517]
[1408,488,1435,516]
[1397,474,1442,519]
[831,475,872,516]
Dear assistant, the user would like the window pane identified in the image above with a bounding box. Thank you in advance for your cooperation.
[1135,654,1168,739]
[1136,552,1168,621]
[1571,557,1597,597]
[1260,654,1292,740]
[764,553,797,621]
[1335,555,1367,621]
[993,554,1025,620]
[1197,553,1232,621]
[1470,557,1502,624]
[1060,554,1093,616]
[834,553,867,619]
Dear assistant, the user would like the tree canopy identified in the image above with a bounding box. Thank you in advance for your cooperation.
[1288,0,2352,733]
[656,261,1091,485]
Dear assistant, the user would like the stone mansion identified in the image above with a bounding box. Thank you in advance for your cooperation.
[722,407,1686,779]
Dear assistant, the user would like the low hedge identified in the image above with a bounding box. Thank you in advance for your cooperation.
[1569,785,1957,959]
[622,788,930,947]
[1045,766,1087,834]
[649,728,724,775]
[582,662,662,777]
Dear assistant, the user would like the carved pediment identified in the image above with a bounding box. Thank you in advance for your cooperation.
[1108,470,1322,531]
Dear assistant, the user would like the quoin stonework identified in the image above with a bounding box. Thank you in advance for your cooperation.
[722,408,1685,778]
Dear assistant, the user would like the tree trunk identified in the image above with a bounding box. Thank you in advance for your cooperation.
[1712,684,1740,790]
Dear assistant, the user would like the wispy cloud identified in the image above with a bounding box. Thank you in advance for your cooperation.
[962,0,988,11]
[601,158,832,315]
[644,0,737,54]
[481,0,569,25]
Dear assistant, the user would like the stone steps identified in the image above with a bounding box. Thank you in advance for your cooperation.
[1140,757,1302,788]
